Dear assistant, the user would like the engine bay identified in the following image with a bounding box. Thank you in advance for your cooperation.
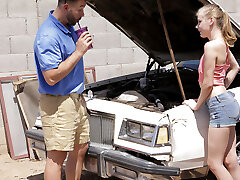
[85,64,201,112]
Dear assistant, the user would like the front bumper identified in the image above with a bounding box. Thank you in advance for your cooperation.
[26,129,180,179]
[85,143,180,180]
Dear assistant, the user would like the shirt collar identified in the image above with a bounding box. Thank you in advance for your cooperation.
[49,10,72,34]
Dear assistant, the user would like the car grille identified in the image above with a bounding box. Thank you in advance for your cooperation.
[89,111,115,145]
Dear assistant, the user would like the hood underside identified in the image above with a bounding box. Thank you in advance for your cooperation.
[86,0,240,65]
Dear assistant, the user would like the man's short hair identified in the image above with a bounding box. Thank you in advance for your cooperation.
[58,0,79,6]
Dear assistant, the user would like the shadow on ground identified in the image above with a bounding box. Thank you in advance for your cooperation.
[27,170,121,180]
[27,170,217,180]
[27,173,44,180]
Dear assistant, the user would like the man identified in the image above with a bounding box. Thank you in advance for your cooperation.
[33,0,92,179]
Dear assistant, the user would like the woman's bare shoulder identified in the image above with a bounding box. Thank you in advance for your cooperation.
[204,40,225,53]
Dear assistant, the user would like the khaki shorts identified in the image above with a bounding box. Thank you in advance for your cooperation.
[40,93,90,151]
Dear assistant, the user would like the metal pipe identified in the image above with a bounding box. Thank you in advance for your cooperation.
[157,0,186,101]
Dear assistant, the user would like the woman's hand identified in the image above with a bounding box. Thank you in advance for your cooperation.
[182,99,198,111]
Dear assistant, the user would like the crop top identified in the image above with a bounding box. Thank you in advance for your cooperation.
[198,46,230,86]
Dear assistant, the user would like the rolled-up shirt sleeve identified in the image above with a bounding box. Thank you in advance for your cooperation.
[35,35,62,71]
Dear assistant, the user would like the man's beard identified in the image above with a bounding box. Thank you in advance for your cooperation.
[66,11,79,26]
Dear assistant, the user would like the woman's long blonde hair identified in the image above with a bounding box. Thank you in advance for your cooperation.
[197,4,237,47]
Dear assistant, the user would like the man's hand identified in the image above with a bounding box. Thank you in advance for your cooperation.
[42,31,93,86]
[76,31,93,56]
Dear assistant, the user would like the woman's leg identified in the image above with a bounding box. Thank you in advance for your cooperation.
[224,127,240,180]
[207,127,233,180]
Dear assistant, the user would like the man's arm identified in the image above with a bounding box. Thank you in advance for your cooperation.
[43,31,92,86]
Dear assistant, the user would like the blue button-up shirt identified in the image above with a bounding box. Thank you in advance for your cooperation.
[34,10,85,95]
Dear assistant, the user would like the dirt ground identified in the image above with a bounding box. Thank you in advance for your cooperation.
[0,147,119,180]
[0,153,45,180]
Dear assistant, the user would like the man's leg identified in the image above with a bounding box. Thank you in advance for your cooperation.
[44,150,67,180]
[65,143,89,180]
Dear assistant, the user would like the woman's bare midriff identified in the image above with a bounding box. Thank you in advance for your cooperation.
[199,83,227,100]
[210,85,227,98]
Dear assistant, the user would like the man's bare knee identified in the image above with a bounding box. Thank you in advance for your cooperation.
[69,143,88,158]
[47,150,67,165]
[78,143,88,155]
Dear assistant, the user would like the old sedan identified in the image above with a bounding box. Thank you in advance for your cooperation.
[81,0,240,179]
[25,0,240,179]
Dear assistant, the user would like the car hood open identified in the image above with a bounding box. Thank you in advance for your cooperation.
[86,0,240,65]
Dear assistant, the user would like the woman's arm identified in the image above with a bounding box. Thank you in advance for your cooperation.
[224,49,240,89]
[193,42,216,110]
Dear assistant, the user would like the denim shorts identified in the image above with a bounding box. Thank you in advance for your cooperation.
[206,91,240,128]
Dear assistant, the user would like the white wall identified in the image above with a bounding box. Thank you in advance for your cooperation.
[0,0,148,81]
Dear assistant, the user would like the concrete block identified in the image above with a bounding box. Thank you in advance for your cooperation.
[0,37,10,55]
[27,53,36,71]
[107,48,134,65]
[26,18,39,35]
[237,1,240,12]
[10,35,35,54]
[230,12,240,26]
[0,54,27,72]
[215,0,236,12]
[133,48,148,63]
[83,49,107,67]
[8,0,37,17]
[84,5,96,17]
[107,48,121,65]
[122,63,146,76]
[90,6,101,17]
[0,71,36,78]
[95,64,121,81]
[37,0,57,18]
[121,34,137,48]
[106,21,121,33]
[0,0,7,18]
[38,1,94,18]
[93,33,121,49]
[79,17,107,34]
[0,18,26,36]
[38,17,46,27]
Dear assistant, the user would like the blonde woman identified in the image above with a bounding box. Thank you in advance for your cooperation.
[183,4,240,180]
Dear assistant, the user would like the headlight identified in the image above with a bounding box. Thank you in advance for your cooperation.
[142,124,155,142]
[119,118,170,147]
[127,121,141,138]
